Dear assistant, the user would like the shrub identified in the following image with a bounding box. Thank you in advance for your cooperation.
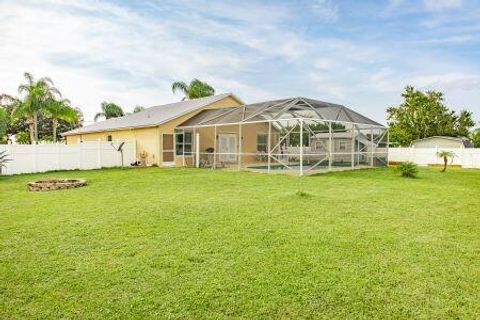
[396,161,418,178]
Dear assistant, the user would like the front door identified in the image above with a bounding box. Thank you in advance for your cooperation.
[162,134,175,166]
[218,134,237,162]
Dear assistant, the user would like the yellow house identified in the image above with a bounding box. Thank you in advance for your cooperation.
[63,93,243,166]
[64,95,387,174]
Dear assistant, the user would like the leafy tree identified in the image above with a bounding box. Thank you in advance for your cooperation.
[14,73,61,143]
[94,102,124,122]
[15,131,31,144]
[133,105,145,113]
[172,79,215,100]
[437,150,455,172]
[455,110,476,137]
[471,129,480,147]
[282,122,345,146]
[0,94,22,144]
[10,104,82,142]
[14,109,83,142]
[387,86,475,146]
[44,99,79,142]
[0,107,6,139]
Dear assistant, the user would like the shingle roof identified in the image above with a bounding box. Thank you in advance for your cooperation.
[411,136,474,148]
[63,93,240,136]
[178,97,384,127]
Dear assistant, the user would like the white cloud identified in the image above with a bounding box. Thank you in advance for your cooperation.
[423,0,463,11]
[0,0,479,126]
[0,0,274,122]
[311,0,338,21]
[412,73,480,91]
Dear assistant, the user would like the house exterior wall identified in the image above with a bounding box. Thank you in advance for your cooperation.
[65,128,159,165]
[175,122,273,166]
[312,137,359,153]
[311,137,369,163]
[411,138,463,149]
[65,96,241,166]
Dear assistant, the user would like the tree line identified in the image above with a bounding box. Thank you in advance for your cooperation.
[387,85,479,146]
[2,73,478,146]
[0,73,216,144]
[0,73,81,144]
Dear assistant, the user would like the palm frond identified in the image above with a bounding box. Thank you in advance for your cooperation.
[49,87,62,98]
[94,112,105,122]
[437,150,455,158]
[133,106,145,113]
[0,94,17,105]
[23,72,34,85]
[0,150,11,168]
[40,76,54,86]
[17,84,30,95]
[172,81,188,96]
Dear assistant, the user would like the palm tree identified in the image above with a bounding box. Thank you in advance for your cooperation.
[1,94,21,144]
[44,99,79,142]
[0,150,10,174]
[0,107,6,140]
[14,73,61,143]
[437,150,454,172]
[94,102,124,122]
[171,79,215,100]
[133,105,145,113]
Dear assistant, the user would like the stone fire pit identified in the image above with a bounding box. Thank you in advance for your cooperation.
[28,179,87,192]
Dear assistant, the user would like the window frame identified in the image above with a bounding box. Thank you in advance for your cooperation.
[257,133,268,153]
[175,131,193,157]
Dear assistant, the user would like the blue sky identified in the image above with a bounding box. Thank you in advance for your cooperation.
[0,0,479,125]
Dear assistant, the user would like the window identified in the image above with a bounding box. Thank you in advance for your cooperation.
[315,141,325,151]
[338,141,347,151]
[257,133,268,152]
[175,132,192,156]
[106,135,112,142]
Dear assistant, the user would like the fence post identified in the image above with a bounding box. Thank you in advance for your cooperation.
[32,143,37,173]
[460,147,465,168]
[56,143,61,170]
[6,144,13,175]
[78,142,82,169]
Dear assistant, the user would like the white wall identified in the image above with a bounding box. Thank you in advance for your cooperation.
[0,141,136,175]
[389,147,480,169]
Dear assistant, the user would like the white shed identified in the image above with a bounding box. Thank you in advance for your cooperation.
[411,136,473,149]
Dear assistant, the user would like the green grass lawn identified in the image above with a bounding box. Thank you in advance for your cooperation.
[1,167,479,319]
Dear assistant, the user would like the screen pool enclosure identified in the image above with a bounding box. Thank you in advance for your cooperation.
[175,97,388,175]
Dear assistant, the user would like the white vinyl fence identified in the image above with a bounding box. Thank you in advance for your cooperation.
[0,141,136,175]
[389,147,480,169]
